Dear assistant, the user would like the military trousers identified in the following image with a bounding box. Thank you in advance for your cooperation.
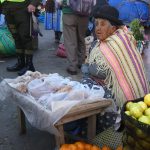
[4,6,33,55]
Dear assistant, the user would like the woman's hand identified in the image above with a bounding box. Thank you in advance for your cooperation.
[27,4,36,13]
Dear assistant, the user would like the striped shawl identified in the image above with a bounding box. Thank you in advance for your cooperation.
[89,27,150,107]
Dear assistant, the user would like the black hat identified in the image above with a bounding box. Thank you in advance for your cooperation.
[92,5,123,26]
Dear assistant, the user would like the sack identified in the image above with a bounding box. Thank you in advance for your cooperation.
[56,43,67,58]
[0,27,16,56]
[67,0,96,16]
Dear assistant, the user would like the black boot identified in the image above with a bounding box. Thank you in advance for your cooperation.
[7,54,25,72]
[18,54,35,76]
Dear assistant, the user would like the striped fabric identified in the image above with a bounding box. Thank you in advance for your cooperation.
[89,27,149,107]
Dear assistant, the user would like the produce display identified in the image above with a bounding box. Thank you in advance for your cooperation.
[125,94,150,123]
[122,94,150,150]
[0,71,106,135]
[60,141,122,150]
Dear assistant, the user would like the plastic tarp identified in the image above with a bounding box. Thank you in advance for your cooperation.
[108,0,150,24]
[0,72,113,136]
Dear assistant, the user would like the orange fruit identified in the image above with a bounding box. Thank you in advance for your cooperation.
[69,144,77,150]
[116,145,123,150]
[91,145,101,150]
[75,141,85,150]
[101,145,112,150]
[84,143,93,150]
[60,144,70,150]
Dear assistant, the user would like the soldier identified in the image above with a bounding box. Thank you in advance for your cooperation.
[0,0,40,75]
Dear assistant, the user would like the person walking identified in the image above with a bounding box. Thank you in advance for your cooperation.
[62,0,89,75]
[0,0,40,75]
[45,0,62,43]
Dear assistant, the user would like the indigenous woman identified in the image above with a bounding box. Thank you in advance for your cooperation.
[82,5,150,131]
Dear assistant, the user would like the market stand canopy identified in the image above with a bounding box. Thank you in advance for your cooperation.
[109,0,150,25]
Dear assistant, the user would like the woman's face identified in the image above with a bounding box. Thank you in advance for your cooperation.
[95,18,116,41]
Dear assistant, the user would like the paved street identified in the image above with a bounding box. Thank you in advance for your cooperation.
[0,24,81,150]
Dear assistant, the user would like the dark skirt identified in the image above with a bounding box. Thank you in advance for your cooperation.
[81,77,118,133]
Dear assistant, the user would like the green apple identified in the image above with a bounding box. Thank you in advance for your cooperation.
[125,111,131,116]
[138,101,148,112]
[127,135,135,146]
[131,116,137,120]
[126,101,133,111]
[145,136,150,142]
[130,107,143,118]
[123,145,131,150]
[128,103,143,112]
[138,115,150,125]
[144,94,150,106]
[144,108,150,116]
[147,115,150,119]
[135,142,144,150]
[139,139,150,149]
[135,128,147,139]
[124,120,135,129]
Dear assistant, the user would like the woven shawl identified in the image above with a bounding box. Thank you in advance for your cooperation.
[89,27,150,107]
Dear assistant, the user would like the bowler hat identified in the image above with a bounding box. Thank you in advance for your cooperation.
[93,5,123,26]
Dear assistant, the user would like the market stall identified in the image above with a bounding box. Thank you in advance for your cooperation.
[0,71,114,148]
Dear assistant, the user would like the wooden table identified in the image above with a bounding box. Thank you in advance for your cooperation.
[18,99,112,148]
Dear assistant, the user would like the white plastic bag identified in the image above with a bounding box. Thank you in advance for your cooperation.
[38,92,68,110]
[28,78,54,99]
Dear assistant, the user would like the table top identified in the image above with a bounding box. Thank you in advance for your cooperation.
[56,99,112,125]
[67,99,112,116]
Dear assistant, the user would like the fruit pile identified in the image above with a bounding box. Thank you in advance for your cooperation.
[122,128,150,150]
[60,141,122,150]
[122,94,150,150]
[125,94,150,124]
